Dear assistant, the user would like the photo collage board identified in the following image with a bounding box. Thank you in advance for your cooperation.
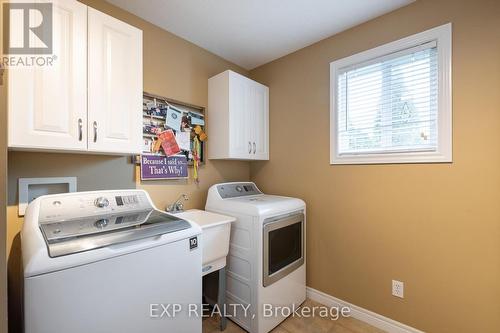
[142,92,206,165]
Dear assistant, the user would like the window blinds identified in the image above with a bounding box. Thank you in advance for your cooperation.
[336,41,438,155]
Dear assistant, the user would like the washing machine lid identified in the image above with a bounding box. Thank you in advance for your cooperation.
[40,209,191,257]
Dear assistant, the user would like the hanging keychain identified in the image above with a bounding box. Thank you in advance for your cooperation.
[192,137,200,183]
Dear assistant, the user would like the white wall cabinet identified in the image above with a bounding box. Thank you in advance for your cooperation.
[87,8,142,154]
[208,70,269,160]
[8,1,143,155]
[8,0,88,152]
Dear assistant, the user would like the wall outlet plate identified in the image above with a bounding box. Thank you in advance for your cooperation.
[392,280,404,298]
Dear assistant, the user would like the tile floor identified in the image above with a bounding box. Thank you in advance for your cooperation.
[203,299,385,333]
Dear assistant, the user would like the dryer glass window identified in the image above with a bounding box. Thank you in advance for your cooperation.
[268,222,301,275]
[263,213,304,287]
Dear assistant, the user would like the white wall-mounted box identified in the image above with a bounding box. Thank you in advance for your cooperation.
[18,177,77,216]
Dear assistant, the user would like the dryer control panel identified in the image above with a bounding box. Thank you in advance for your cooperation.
[217,182,262,199]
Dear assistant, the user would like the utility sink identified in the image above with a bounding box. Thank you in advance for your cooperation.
[176,209,235,276]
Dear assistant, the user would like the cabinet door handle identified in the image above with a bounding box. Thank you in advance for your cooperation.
[253,142,256,154]
[78,119,83,141]
[93,121,98,143]
[248,141,252,154]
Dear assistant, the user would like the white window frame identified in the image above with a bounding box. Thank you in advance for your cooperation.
[330,23,452,165]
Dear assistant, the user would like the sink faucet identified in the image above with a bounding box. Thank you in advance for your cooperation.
[166,194,188,213]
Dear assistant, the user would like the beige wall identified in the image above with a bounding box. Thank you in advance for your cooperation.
[6,0,251,254]
[1,97,7,333]
[1,4,9,329]
[1,1,9,331]
[5,0,500,332]
[81,0,251,211]
[249,0,500,332]
[6,1,250,331]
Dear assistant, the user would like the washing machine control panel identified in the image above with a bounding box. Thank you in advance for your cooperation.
[217,183,262,199]
[94,197,110,208]
[38,191,151,224]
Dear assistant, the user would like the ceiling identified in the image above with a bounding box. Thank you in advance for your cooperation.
[107,0,414,70]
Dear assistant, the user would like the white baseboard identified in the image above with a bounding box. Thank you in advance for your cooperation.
[306,287,425,333]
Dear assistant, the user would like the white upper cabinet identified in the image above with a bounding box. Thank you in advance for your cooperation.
[8,0,88,151]
[248,79,269,160]
[88,8,143,154]
[7,1,143,155]
[208,70,269,160]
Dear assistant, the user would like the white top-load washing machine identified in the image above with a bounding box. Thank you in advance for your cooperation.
[206,182,306,333]
[22,190,202,333]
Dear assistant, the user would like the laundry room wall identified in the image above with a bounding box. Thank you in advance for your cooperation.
[0,3,9,329]
[5,0,250,256]
[80,0,251,230]
[248,0,500,332]
[5,1,250,331]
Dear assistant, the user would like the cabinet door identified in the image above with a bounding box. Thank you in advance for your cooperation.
[228,73,252,159]
[87,8,142,154]
[251,82,269,160]
[244,80,269,160]
[8,0,87,151]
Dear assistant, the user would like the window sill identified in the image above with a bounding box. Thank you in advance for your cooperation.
[330,151,452,165]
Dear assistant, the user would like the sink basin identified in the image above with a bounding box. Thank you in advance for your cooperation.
[176,209,235,276]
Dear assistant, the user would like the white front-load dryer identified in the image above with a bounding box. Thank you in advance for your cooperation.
[206,182,306,333]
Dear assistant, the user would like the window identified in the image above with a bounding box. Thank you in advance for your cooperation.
[330,24,452,164]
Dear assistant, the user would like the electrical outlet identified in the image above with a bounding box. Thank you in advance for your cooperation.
[392,280,404,298]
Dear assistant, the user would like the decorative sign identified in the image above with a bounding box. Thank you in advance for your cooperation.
[140,155,188,180]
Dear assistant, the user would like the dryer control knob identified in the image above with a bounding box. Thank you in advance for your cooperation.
[94,197,110,208]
